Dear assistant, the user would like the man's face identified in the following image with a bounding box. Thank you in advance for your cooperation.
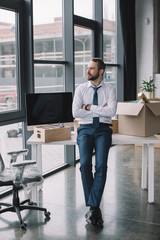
[87,61,99,81]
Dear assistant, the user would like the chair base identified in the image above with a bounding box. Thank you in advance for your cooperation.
[0,186,50,230]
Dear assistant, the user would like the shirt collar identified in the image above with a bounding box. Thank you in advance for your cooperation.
[88,80,103,88]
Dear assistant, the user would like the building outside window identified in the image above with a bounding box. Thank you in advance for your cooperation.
[0,9,19,113]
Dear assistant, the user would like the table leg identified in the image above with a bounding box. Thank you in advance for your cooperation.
[148,143,154,203]
[31,144,42,202]
[31,144,37,161]
[36,144,42,174]
[31,186,38,203]
[141,144,148,189]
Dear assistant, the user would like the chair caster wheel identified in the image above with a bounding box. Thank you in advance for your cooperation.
[20,223,27,230]
[45,216,50,222]
[44,211,51,222]
[45,211,51,218]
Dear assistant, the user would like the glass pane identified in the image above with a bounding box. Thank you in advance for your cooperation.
[33,0,63,60]
[74,27,92,88]
[103,0,117,63]
[34,63,65,172]
[0,9,19,113]
[104,66,117,89]
[74,27,92,160]
[74,0,93,19]
[42,145,64,173]
[0,122,23,194]
[34,64,65,93]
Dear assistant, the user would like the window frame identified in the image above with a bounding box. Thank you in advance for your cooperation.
[32,0,67,91]
[0,0,26,125]
[0,0,123,168]
[74,0,123,101]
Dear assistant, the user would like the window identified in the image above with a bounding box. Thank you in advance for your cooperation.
[33,0,63,60]
[34,64,65,93]
[103,0,118,90]
[0,1,26,195]
[103,0,117,64]
[0,9,19,113]
[33,0,64,95]
[104,66,117,89]
[33,0,67,173]
[74,27,92,88]
[0,0,121,179]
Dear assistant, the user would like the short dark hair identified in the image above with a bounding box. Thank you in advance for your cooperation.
[90,58,105,71]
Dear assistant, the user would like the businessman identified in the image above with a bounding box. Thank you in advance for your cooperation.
[72,58,117,227]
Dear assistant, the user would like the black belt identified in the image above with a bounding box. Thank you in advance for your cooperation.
[80,123,112,127]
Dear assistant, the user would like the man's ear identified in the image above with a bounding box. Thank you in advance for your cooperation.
[99,69,104,76]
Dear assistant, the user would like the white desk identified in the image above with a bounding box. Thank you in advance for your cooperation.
[27,132,160,203]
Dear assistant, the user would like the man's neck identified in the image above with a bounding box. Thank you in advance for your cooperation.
[91,78,102,87]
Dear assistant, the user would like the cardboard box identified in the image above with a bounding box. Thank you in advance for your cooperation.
[111,119,118,133]
[117,101,160,137]
[154,134,160,148]
[74,119,80,134]
[34,125,71,142]
[74,118,118,134]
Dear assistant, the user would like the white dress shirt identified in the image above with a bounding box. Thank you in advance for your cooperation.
[72,80,117,124]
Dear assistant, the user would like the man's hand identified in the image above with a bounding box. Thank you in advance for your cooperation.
[81,104,85,109]
[85,104,91,111]
[103,104,108,107]
[81,104,91,110]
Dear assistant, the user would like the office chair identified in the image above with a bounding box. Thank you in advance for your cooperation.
[0,149,50,230]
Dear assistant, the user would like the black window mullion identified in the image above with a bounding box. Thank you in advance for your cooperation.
[34,60,67,65]
[74,15,97,30]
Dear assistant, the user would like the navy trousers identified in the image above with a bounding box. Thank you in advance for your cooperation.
[77,124,112,207]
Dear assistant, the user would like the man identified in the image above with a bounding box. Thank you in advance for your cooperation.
[72,58,117,227]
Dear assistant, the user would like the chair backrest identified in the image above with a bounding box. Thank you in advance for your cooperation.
[0,154,5,173]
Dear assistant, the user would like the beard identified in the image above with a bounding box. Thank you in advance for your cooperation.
[87,72,99,81]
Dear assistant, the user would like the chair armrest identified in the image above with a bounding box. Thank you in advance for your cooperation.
[7,149,28,156]
[11,160,36,167]
[8,149,29,164]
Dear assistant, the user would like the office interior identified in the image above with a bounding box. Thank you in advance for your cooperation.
[0,0,160,239]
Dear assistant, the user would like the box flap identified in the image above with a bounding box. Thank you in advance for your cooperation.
[116,102,144,116]
[146,102,160,116]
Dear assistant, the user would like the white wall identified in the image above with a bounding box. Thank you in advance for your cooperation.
[136,0,154,93]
